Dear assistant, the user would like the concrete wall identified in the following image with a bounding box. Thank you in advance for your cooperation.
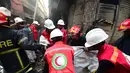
[68,0,99,32]
[68,0,130,43]
[22,0,48,23]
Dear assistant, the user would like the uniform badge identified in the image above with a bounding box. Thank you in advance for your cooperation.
[52,53,67,70]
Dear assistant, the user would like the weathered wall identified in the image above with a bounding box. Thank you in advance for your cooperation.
[68,0,99,32]
[111,0,130,43]
[68,0,130,43]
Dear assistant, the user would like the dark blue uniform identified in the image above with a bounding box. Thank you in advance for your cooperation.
[0,27,43,73]
[115,36,130,55]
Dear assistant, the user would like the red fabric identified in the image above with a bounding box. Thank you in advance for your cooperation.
[61,28,67,44]
[0,12,8,23]
[97,44,130,73]
[29,25,38,41]
[41,29,53,46]
[44,41,75,73]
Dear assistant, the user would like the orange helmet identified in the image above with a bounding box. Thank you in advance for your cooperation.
[118,19,130,31]
[0,7,11,24]
[69,25,80,35]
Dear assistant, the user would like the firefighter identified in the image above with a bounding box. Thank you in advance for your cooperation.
[14,17,34,43]
[41,19,55,46]
[29,21,40,42]
[11,17,25,29]
[115,19,130,55]
[57,19,67,43]
[0,7,44,73]
[68,25,86,46]
[44,28,75,73]
[85,28,130,73]
[14,17,37,63]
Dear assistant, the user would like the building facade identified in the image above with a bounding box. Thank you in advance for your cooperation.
[0,0,48,24]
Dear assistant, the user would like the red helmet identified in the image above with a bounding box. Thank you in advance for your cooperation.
[118,19,130,31]
[0,12,8,23]
[69,25,80,35]
[0,7,11,24]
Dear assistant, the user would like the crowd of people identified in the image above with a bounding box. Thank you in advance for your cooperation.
[1,6,130,73]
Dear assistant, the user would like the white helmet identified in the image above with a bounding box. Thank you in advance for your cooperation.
[32,21,40,26]
[57,19,65,25]
[85,28,108,48]
[50,28,63,39]
[39,35,50,46]
[44,19,55,29]
[0,7,11,16]
[14,17,24,24]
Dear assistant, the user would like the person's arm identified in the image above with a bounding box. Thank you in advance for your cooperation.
[43,58,49,73]
[114,37,124,50]
[63,30,67,44]
[96,60,114,73]
[17,30,45,53]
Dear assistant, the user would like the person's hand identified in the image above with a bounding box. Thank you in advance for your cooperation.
[92,70,96,73]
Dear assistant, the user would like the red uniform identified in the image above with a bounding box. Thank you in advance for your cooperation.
[44,41,75,73]
[29,25,38,41]
[97,44,130,73]
[41,29,53,46]
[61,28,67,44]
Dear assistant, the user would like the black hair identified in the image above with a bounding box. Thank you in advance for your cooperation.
[101,41,105,45]
[85,19,105,34]
[85,25,98,34]
[51,36,63,43]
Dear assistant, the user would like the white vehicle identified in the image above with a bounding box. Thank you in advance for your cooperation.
[72,46,98,73]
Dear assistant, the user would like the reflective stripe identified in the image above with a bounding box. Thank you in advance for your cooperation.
[120,25,126,30]
[0,48,19,55]
[16,51,24,68]
[25,67,33,73]
[18,37,28,44]
[0,48,32,73]
[1,25,11,28]
[111,47,118,64]
[45,48,72,55]
[16,64,32,73]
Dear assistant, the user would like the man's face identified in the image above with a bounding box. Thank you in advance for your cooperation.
[88,44,102,51]
[35,24,40,30]
[57,25,64,29]
[71,33,79,39]
[16,22,25,29]
[46,28,53,33]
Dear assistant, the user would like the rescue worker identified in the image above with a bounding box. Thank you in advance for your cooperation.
[57,19,67,43]
[115,19,130,55]
[11,17,25,29]
[41,19,55,46]
[85,28,130,73]
[29,21,40,42]
[0,7,44,73]
[44,28,75,73]
[14,17,37,63]
[68,25,86,46]
[14,17,34,43]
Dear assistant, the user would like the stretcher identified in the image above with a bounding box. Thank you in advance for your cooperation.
[72,46,99,73]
